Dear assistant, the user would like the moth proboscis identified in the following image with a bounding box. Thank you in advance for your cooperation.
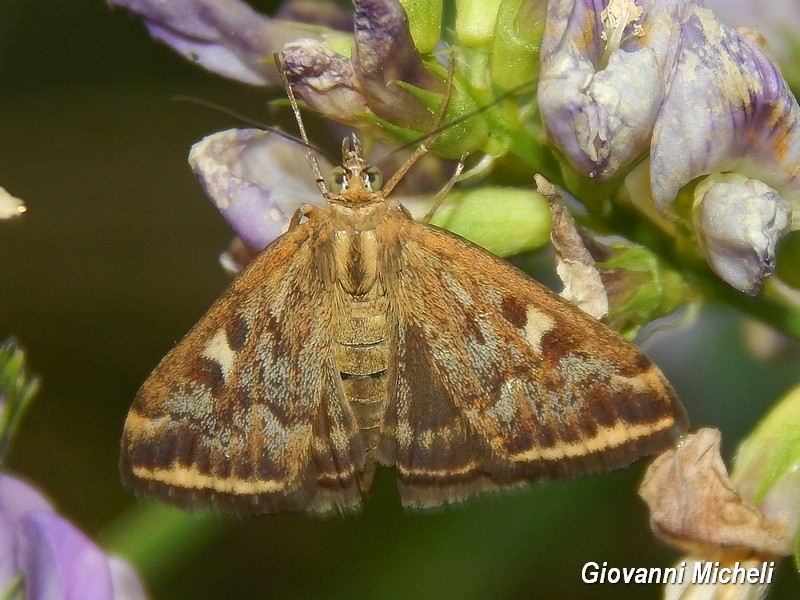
[120,65,688,516]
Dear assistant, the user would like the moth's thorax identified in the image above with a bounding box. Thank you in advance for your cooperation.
[326,199,400,295]
[327,196,389,229]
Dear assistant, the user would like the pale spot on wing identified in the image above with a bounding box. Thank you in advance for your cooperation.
[202,329,237,379]
[124,409,169,437]
[522,306,555,353]
[419,429,434,450]
[610,366,662,392]
[491,378,523,424]
[396,421,413,447]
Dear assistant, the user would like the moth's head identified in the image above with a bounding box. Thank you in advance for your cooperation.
[325,135,383,202]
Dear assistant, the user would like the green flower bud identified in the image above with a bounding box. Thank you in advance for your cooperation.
[456,0,503,47]
[397,0,443,54]
[490,0,545,91]
[595,244,688,339]
[413,187,551,257]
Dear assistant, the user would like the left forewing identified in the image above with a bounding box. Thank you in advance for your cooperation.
[121,225,364,515]
[381,221,687,508]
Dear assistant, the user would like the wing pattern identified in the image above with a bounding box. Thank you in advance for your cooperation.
[381,221,687,508]
[121,222,365,514]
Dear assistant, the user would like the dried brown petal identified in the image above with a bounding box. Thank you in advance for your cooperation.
[639,428,791,558]
[536,176,608,319]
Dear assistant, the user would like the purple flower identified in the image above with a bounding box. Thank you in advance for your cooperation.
[0,474,146,600]
[650,3,800,215]
[188,128,331,252]
[538,0,684,179]
[692,175,791,295]
[107,0,345,86]
[277,0,470,146]
[648,2,800,293]
[540,0,800,293]
[277,39,369,126]
[349,0,444,130]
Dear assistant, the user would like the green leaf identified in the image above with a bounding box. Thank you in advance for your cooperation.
[0,338,40,465]
[733,384,800,505]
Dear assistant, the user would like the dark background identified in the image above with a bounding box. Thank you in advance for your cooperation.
[1,2,799,599]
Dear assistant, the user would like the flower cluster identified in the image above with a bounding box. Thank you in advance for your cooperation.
[108,0,799,314]
[0,340,146,600]
[0,474,147,600]
[540,0,800,296]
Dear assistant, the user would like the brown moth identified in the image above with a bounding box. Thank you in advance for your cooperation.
[121,74,688,515]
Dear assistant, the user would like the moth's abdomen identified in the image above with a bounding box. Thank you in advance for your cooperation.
[335,293,390,489]
[329,224,394,489]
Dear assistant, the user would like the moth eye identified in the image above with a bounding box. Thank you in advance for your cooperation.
[326,166,347,193]
[365,166,383,191]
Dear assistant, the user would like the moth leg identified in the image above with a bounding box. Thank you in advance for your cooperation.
[421,153,467,223]
[289,203,320,228]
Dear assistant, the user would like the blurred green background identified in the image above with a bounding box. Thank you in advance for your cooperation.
[1,1,799,599]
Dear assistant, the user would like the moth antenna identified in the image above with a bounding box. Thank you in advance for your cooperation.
[275,53,330,198]
[391,78,537,156]
[172,94,330,157]
[170,95,271,129]
[381,50,458,198]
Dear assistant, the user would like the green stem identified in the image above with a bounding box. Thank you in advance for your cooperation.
[0,575,22,600]
[698,274,800,339]
[606,202,800,340]
[99,502,225,584]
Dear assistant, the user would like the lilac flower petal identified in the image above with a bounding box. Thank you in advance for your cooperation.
[278,40,368,124]
[706,0,800,62]
[651,3,800,216]
[108,0,322,86]
[0,475,54,589]
[108,556,148,600]
[189,129,330,250]
[351,0,442,130]
[693,175,791,295]
[538,0,684,179]
[19,511,113,600]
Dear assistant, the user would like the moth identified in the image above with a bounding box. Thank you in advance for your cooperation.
[121,75,688,516]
